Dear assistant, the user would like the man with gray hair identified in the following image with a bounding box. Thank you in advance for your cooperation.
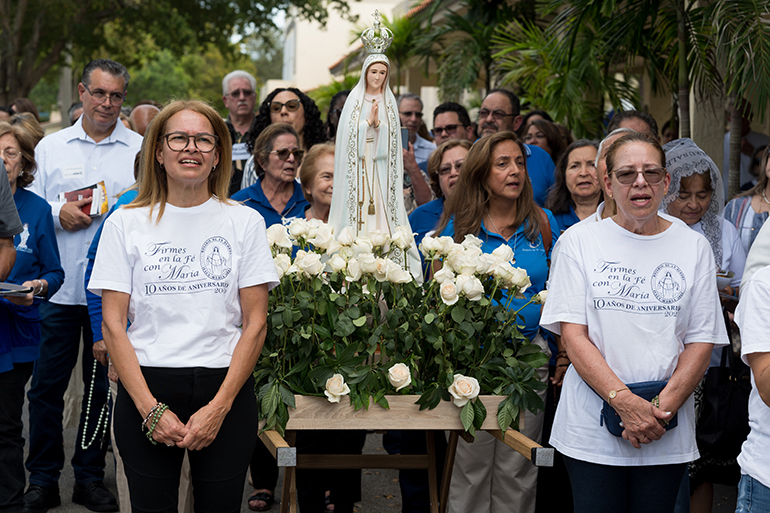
[25,58,141,513]
[398,93,433,213]
[223,70,258,195]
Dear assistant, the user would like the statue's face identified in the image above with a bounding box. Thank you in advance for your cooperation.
[366,63,388,93]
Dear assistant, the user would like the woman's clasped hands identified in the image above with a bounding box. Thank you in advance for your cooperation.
[613,392,674,449]
[149,402,229,450]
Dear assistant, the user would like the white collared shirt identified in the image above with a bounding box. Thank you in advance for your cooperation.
[29,117,143,305]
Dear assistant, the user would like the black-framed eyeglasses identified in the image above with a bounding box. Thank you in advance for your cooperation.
[162,132,219,153]
[399,111,423,119]
[271,148,304,163]
[269,99,301,113]
[610,167,667,185]
[432,124,464,137]
[478,109,515,121]
[330,108,343,119]
[83,84,126,105]
[227,88,255,99]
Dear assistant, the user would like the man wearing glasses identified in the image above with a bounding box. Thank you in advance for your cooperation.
[222,70,258,196]
[478,89,556,207]
[431,102,475,147]
[398,93,434,213]
[24,59,141,513]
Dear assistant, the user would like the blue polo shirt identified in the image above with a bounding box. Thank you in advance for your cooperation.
[409,198,445,246]
[525,144,556,208]
[552,206,581,234]
[231,178,309,228]
[440,209,559,343]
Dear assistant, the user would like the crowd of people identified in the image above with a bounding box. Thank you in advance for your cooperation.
[1,52,769,513]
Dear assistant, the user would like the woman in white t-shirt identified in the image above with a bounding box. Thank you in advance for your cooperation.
[540,132,728,513]
[734,267,770,512]
[88,100,278,512]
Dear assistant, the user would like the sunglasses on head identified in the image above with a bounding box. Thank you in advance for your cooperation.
[269,99,301,113]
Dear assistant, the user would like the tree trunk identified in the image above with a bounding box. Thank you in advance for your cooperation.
[727,92,742,200]
[676,0,690,138]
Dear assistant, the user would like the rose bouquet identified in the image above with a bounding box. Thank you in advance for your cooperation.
[254,218,548,436]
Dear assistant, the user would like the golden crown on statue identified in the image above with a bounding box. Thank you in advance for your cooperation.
[361,10,393,55]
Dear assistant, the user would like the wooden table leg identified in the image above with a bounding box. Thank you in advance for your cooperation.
[440,431,459,513]
[426,431,438,513]
[280,431,297,513]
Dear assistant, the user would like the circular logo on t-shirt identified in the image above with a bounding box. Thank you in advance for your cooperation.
[200,236,232,280]
[651,263,686,304]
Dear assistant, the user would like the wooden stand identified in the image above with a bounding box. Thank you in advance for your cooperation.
[259,395,554,513]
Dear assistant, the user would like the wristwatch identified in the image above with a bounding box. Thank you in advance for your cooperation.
[608,386,629,406]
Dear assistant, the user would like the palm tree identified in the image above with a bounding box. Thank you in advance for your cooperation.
[308,74,360,121]
[493,19,638,138]
[708,0,770,199]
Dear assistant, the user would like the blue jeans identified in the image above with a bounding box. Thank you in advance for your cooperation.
[25,302,110,487]
[736,474,770,512]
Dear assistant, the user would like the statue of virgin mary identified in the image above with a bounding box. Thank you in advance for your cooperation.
[328,11,423,282]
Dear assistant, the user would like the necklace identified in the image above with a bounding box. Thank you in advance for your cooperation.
[80,359,110,450]
[486,209,518,251]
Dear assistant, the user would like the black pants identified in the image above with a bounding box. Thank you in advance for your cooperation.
[564,455,687,513]
[295,430,367,513]
[0,361,33,513]
[115,367,257,513]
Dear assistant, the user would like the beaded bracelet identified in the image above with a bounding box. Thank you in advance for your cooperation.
[141,402,164,431]
[145,403,169,445]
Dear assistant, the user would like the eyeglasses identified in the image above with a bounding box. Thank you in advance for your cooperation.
[271,148,304,163]
[227,88,255,99]
[162,132,219,153]
[610,167,667,185]
[330,108,343,119]
[478,109,515,121]
[432,124,464,137]
[83,84,125,105]
[0,148,21,160]
[399,111,423,119]
[438,161,463,176]
[269,99,301,113]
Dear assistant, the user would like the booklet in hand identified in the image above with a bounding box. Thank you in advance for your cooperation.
[57,181,109,217]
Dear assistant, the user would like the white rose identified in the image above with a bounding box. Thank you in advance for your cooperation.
[462,234,483,250]
[296,250,324,277]
[266,224,292,252]
[338,245,354,261]
[388,363,412,391]
[386,260,412,284]
[358,253,378,274]
[337,226,356,246]
[392,226,415,250]
[508,267,531,294]
[308,224,335,250]
[448,374,481,407]
[369,229,390,249]
[328,254,347,273]
[273,254,291,279]
[373,258,389,282]
[476,254,499,275]
[419,236,441,257]
[491,244,515,263]
[464,245,483,259]
[346,258,362,282]
[440,281,459,305]
[353,237,374,257]
[305,218,323,240]
[288,218,309,239]
[324,374,350,403]
[533,290,548,305]
[493,261,515,283]
[456,253,479,276]
[437,237,458,256]
[456,274,485,301]
[433,267,455,284]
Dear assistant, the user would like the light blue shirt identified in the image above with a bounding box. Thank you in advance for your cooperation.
[29,117,143,305]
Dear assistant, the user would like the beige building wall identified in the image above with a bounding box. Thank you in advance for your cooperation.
[283,0,401,92]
